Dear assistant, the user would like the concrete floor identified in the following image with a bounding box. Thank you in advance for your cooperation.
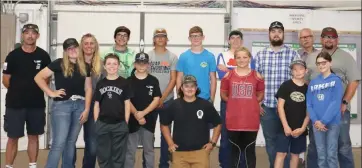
[1,147,361,168]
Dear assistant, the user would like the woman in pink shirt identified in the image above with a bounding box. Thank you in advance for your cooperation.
[220,47,265,168]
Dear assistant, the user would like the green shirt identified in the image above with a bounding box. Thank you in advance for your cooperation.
[101,46,136,78]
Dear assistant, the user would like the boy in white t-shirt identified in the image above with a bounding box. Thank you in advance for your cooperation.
[216,30,243,168]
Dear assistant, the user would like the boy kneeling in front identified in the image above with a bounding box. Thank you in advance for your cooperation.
[160,75,221,168]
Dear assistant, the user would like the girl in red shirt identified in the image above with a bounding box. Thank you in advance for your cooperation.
[220,47,265,168]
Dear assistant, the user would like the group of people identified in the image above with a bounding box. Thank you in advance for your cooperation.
[2,20,360,168]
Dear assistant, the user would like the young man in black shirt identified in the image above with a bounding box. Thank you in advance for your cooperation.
[93,54,132,168]
[274,59,310,168]
[124,52,162,168]
[160,75,221,168]
[2,24,51,168]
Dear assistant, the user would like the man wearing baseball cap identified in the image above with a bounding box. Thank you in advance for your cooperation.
[2,23,51,168]
[254,21,300,168]
[102,26,136,78]
[305,27,361,168]
[216,29,244,168]
[160,75,221,168]
[146,28,178,168]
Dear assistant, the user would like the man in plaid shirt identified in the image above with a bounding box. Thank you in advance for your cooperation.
[254,21,300,168]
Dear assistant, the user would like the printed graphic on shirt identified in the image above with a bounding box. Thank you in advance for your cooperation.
[231,82,254,99]
[146,85,153,96]
[310,81,336,92]
[196,110,204,119]
[200,61,208,68]
[227,58,236,66]
[99,86,123,98]
[317,94,324,101]
[150,61,171,73]
[34,60,42,69]
[290,91,305,102]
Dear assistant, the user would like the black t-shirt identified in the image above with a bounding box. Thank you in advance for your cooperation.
[47,58,91,101]
[276,79,308,135]
[2,47,51,108]
[127,74,161,133]
[160,98,221,151]
[94,76,132,124]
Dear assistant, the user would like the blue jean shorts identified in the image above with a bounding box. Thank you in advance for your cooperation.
[276,133,306,154]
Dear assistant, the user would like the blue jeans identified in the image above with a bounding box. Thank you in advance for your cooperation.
[141,100,171,168]
[73,102,97,168]
[45,100,85,168]
[307,110,355,168]
[313,124,340,168]
[260,105,290,168]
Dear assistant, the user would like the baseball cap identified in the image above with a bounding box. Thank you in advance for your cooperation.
[63,38,79,50]
[135,52,149,63]
[269,21,284,31]
[182,75,197,85]
[114,26,131,38]
[321,27,338,38]
[153,28,167,37]
[22,24,39,33]
[290,59,307,69]
[229,30,243,39]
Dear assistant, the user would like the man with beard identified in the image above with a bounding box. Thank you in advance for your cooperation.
[2,24,51,168]
[102,26,136,78]
[297,28,319,61]
[305,27,361,168]
[254,21,300,168]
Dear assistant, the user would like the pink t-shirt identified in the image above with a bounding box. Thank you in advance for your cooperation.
[220,69,265,131]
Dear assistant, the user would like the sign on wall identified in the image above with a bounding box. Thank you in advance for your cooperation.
[251,42,359,119]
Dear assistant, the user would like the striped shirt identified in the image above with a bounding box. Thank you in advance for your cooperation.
[254,45,300,108]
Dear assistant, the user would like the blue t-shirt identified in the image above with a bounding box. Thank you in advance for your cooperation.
[176,49,217,100]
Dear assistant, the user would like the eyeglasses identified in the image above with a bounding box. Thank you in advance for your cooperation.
[116,33,129,38]
[189,34,202,39]
[322,36,337,40]
[316,61,328,66]
[300,35,313,40]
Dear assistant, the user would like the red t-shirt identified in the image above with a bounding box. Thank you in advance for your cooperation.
[220,69,265,131]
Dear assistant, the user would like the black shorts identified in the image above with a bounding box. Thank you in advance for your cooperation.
[3,108,46,138]
[276,133,306,154]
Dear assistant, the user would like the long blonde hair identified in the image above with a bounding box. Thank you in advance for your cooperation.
[79,33,102,77]
[61,48,88,77]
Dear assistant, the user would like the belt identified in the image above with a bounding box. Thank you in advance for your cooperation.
[69,95,85,101]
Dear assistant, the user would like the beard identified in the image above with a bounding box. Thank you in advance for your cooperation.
[270,38,284,46]
[324,44,334,50]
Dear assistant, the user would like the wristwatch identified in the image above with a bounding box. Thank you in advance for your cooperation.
[210,141,216,147]
[342,100,349,105]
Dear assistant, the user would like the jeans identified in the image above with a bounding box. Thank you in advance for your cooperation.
[313,124,340,168]
[260,105,290,168]
[307,110,355,168]
[142,100,171,168]
[73,102,97,168]
[45,100,85,168]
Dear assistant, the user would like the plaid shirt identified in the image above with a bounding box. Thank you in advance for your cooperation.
[255,45,300,108]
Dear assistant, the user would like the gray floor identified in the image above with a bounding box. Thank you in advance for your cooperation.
[1,147,361,168]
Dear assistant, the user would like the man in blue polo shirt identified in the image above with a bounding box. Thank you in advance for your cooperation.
[176,26,217,102]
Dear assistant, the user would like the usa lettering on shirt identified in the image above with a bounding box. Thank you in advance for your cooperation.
[99,86,123,95]
[231,82,254,99]
[310,81,336,92]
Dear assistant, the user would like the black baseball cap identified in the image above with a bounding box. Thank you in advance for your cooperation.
[229,30,243,39]
[135,52,149,63]
[182,75,197,85]
[269,21,284,31]
[321,27,338,38]
[290,59,307,69]
[22,24,39,33]
[63,38,79,50]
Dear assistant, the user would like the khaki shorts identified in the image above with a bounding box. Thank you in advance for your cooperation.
[172,149,210,168]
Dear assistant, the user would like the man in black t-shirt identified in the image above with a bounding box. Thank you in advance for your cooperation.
[160,75,221,168]
[93,54,132,168]
[124,52,162,168]
[2,24,51,168]
[274,59,309,168]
